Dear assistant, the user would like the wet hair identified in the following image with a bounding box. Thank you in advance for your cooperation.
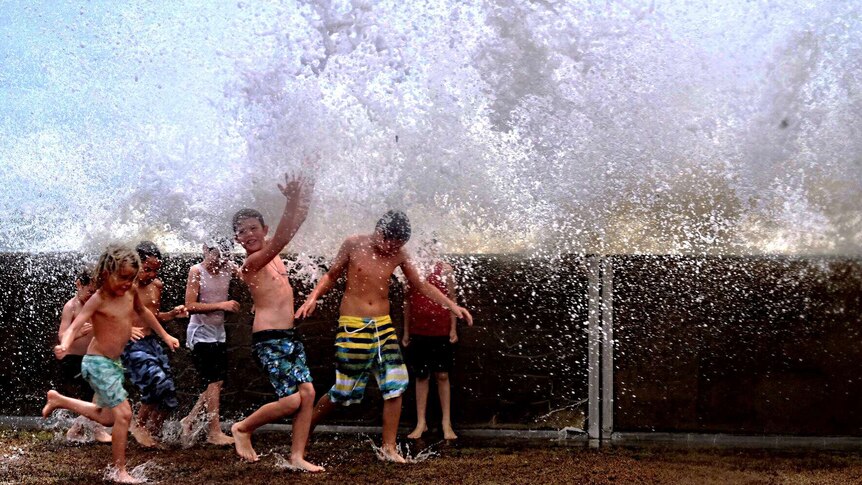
[232,208,265,233]
[75,267,92,286]
[205,236,234,255]
[93,245,141,288]
[136,240,162,262]
[375,210,411,242]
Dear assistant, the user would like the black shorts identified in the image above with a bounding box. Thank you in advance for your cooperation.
[406,335,454,379]
[59,354,94,402]
[191,342,228,386]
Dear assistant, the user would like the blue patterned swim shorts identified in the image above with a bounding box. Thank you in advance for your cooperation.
[80,354,128,409]
[121,335,178,411]
[252,329,312,399]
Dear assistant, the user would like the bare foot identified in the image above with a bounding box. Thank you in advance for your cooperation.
[206,431,235,446]
[65,421,87,442]
[407,423,428,440]
[130,422,157,448]
[115,468,142,484]
[42,390,60,418]
[180,416,197,448]
[95,425,113,443]
[288,454,325,472]
[231,422,258,462]
[379,444,407,463]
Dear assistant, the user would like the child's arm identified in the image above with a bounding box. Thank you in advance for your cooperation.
[294,237,352,319]
[151,280,187,322]
[57,301,92,347]
[184,266,239,314]
[443,264,459,343]
[134,290,180,351]
[241,172,314,275]
[402,259,473,326]
[55,295,101,359]
[401,286,412,347]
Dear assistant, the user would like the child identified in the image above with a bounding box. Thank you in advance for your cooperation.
[401,239,462,440]
[179,237,239,447]
[55,267,112,443]
[44,245,180,484]
[295,211,473,462]
[229,172,323,472]
[121,241,186,446]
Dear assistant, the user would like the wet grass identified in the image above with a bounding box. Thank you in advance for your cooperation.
[3,427,862,484]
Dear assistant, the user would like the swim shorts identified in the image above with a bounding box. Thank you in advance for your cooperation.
[80,355,128,409]
[328,315,409,405]
[59,354,95,402]
[191,341,228,387]
[252,329,312,399]
[121,335,178,411]
[406,335,455,378]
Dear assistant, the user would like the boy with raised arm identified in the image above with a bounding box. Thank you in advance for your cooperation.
[179,237,239,447]
[121,241,186,446]
[44,245,180,484]
[229,172,323,472]
[294,211,473,462]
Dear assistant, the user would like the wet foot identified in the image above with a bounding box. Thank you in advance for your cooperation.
[379,444,407,463]
[42,390,60,418]
[130,422,157,448]
[65,421,87,442]
[289,454,325,472]
[206,431,235,446]
[179,415,197,448]
[95,426,113,443]
[115,468,142,484]
[407,423,427,440]
[231,422,258,462]
[442,424,458,440]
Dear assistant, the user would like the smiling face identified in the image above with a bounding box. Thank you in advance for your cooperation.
[103,262,138,296]
[234,217,269,254]
[137,256,161,286]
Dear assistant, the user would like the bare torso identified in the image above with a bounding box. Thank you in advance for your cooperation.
[339,236,404,318]
[132,279,162,336]
[63,298,93,356]
[241,254,295,332]
[86,290,136,360]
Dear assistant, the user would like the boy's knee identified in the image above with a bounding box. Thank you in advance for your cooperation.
[434,372,449,382]
[299,383,315,401]
[113,403,133,425]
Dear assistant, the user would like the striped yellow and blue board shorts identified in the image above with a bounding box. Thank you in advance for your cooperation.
[328,315,409,405]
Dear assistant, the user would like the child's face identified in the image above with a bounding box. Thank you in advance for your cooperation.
[235,217,268,253]
[372,231,406,256]
[203,246,229,267]
[104,263,138,296]
[138,256,161,285]
[75,281,96,302]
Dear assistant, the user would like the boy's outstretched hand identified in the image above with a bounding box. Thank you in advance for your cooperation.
[294,298,317,320]
[452,306,473,326]
[277,172,315,205]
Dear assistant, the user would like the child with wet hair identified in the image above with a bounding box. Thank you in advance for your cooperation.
[229,172,323,472]
[44,244,180,484]
[55,267,113,443]
[179,237,239,447]
[295,211,473,462]
[121,241,186,447]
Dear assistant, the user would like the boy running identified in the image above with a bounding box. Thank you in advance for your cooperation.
[179,237,239,447]
[45,245,180,484]
[229,172,323,472]
[295,211,473,462]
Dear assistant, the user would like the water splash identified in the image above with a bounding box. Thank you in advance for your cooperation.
[367,438,439,463]
[102,460,162,483]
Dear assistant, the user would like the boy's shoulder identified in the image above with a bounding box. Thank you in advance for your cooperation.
[153,278,164,289]
[344,234,367,247]
[63,296,79,311]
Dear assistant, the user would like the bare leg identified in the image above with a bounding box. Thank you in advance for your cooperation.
[203,382,233,446]
[407,377,429,439]
[148,409,168,438]
[436,372,457,440]
[129,404,157,448]
[287,384,324,472]
[109,401,140,484]
[180,392,207,447]
[232,394,300,462]
[308,393,337,436]
[380,395,406,463]
[43,390,114,427]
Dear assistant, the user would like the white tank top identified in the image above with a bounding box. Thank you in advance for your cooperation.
[187,263,230,348]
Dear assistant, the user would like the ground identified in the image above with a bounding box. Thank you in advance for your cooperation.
[2,427,862,484]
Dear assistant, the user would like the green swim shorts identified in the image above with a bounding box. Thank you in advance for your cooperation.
[80,354,128,409]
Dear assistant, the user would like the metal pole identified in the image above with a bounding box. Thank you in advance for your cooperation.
[601,256,614,440]
[587,255,602,441]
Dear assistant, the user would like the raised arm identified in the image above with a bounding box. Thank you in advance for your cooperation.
[134,290,180,351]
[184,266,239,314]
[402,259,473,326]
[242,172,315,274]
[55,294,100,359]
[294,237,352,319]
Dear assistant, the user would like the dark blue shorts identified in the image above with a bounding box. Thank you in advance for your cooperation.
[121,335,178,411]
